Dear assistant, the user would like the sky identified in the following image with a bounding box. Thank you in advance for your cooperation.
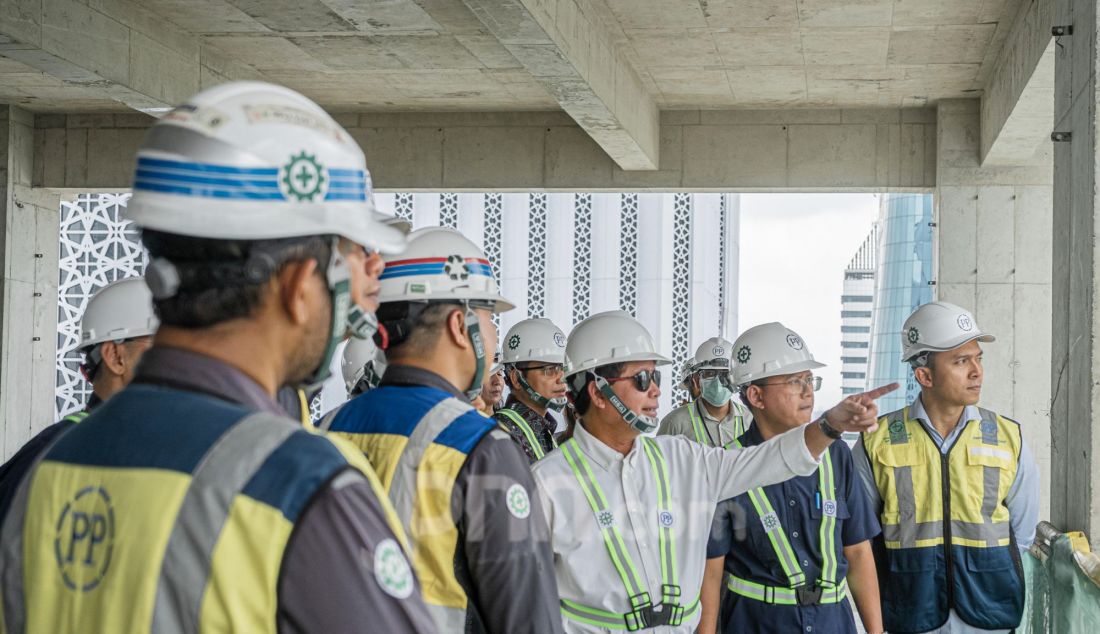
[737,193,880,413]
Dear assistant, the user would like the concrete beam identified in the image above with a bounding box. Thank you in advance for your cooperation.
[33,108,937,191]
[458,0,659,171]
[0,0,260,113]
[980,0,1055,165]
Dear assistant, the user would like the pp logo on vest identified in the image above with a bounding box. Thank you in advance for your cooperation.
[823,500,838,517]
[374,538,414,599]
[506,483,531,519]
[54,486,114,592]
[658,510,675,528]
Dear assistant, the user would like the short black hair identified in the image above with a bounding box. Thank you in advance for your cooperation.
[569,362,624,417]
[377,301,460,359]
[142,230,332,329]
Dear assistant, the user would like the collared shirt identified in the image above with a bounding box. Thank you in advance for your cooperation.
[123,347,436,634]
[707,424,880,634]
[494,395,559,463]
[852,396,1041,634]
[657,398,752,448]
[532,419,820,633]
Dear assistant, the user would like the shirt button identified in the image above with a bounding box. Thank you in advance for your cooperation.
[789,500,796,507]
[802,559,810,566]
[792,531,800,538]
[806,627,813,632]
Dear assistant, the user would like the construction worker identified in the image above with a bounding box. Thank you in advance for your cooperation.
[0,82,435,633]
[853,301,1040,633]
[700,322,882,634]
[658,337,751,447]
[484,353,506,411]
[324,226,563,633]
[530,310,898,633]
[494,318,568,462]
[678,358,700,402]
[0,277,157,520]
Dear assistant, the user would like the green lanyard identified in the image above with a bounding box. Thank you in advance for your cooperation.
[689,400,745,448]
[725,438,841,605]
[560,437,690,630]
[497,408,557,460]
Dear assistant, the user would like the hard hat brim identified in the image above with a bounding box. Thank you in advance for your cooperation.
[734,358,825,387]
[901,332,995,362]
[565,351,673,380]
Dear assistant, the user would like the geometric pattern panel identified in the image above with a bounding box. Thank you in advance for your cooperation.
[394,193,414,221]
[572,194,593,324]
[440,193,459,228]
[619,194,639,316]
[526,193,548,318]
[483,193,504,327]
[671,193,693,405]
[718,193,728,335]
[55,193,146,418]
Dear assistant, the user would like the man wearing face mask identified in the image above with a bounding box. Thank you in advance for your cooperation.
[531,311,897,633]
[494,318,569,462]
[324,227,562,634]
[659,337,751,447]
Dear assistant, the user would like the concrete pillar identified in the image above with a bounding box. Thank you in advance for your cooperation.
[1,106,60,458]
[1050,0,1100,544]
[689,194,722,348]
[545,194,575,332]
[935,99,1054,520]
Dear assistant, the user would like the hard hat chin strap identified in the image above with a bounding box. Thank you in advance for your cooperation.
[347,303,379,340]
[515,368,567,412]
[301,237,350,390]
[592,373,657,434]
[464,305,486,401]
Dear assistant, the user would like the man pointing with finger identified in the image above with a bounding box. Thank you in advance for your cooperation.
[530,311,898,633]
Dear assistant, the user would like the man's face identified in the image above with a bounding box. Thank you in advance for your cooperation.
[921,339,983,406]
[749,370,816,429]
[484,370,506,405]
[605,360,660,422]
[516,362,567,403]
[344,240,385,313]
[474,307,499,381]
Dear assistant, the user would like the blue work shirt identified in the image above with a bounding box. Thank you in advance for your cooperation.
[852,396,1041,634]
[707,424,880,634]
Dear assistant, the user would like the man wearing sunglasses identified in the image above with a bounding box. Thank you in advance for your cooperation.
[530,311,897,633]
[658,337,752,448]
[699,322,883,634]
[495,318,569,463]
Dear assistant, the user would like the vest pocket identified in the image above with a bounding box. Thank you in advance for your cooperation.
[886,546,937,572]
[876,445,925,468]
[963,546,1013,572]
[966,446,1014,469]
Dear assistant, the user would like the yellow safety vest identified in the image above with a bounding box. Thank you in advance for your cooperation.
[0,384,403,634]
[863,405,1025,631]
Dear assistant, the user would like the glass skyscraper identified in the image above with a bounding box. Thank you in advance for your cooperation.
[867,193,934,414]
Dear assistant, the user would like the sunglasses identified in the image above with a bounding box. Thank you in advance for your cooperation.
[605,369,662,392]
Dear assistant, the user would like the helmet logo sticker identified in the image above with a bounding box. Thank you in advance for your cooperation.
[444,254,470,281]
[506,483,531,519]
[712,345,725,357]
[508,334,521,350]
[373,538,415,599]
[736,345,751,363]
[597,510,616,528]
[280,151,327,202]
[785,334,804,350]
[907,327,920,344]
[957,314,973,331]
[553,332,566,347]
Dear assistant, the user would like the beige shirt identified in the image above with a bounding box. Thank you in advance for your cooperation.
[531,420,820,633]
[656,398,752,448]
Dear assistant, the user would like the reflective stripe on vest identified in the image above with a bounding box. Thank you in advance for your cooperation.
[560,438,690,629]
[725,438,839,599]
[726,576,848,606]
[62,411,89,425]
[689,400,745,448]
[497,408,555,460]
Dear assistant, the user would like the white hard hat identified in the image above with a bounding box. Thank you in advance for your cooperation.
[502,318,567,365]
[379,226,513,312]
[564,310,671,379]
[677,358,696,389]
[901,301,995,362]
[692,336,734,371]
[342,336,386,396]
[731,322,825,387]
[79,277,159,352]
[125,81,405,253]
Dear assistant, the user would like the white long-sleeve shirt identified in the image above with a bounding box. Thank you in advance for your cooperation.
[531,420,821,633]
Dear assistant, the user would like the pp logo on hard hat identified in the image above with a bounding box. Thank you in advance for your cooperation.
[55,486,114,592]
[907,327,920,344]
[712,346,725,357]
[554,332,567,347]
[374,538,414,599]
[279,151,328,202]
[785,334,804,350]
[736,346,751,363]
[957,314,973,331]
[508,334,521,351]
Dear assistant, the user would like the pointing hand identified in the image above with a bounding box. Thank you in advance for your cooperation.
[823,383,899,433]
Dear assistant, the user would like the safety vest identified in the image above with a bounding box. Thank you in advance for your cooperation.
[863,406,1024,632]
[60,411,89,425]
[688,399,746,448]
[559,437,699,630]
[327,385,497,633]
[496,408,557,460]
[724,438,848,606]
[0,384,402,634]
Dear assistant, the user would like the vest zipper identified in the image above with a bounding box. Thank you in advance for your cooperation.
[940,450,955,611]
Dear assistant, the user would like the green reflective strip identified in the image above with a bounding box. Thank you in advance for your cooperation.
[62,411,89,424]
[641,438,678,601]
[818,449,838,585]
[561,440,646,599]
[561,596,701,630]
[733,438,806,588]
[498,408,546,460]
[726,575,848,605]
[689,401,709,445]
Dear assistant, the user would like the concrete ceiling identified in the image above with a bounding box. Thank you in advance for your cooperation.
[0,0,1019,112]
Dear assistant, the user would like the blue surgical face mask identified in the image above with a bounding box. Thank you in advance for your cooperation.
[700,376,733,407]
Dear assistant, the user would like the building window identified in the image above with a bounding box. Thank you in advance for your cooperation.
[841,310,872,318]
[841,341,869,349]
[841,356,868,364]
[841,295,874,303]
[841,372,867,379]
[841,387,862,395]
[841,326,871,333]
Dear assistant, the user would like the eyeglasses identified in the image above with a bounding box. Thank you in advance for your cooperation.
[521,363,565,377]
[606,369,662,392]
[756,375,822,392]
[698,369,728,380]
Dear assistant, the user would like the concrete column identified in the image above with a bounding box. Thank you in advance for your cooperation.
[545,194,575,332]
[1,105,60,458]
[935,99,1054,520]
[689,194,722,348]
[1050,0,1100,544]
